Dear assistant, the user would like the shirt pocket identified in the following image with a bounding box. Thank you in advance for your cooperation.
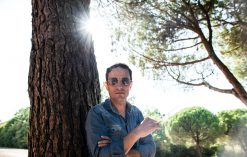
[109,124,123,139]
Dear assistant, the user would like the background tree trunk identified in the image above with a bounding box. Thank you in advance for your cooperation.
[28,0,100,156]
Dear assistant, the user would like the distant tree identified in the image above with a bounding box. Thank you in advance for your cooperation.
[217,109,247,154]
[0,107,29,148]
[28,0,100,156]
[166,106,224,157]
[103,0,247,106]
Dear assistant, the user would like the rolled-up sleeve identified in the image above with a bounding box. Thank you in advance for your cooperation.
[85,107,125,157]
[137,134,156,157]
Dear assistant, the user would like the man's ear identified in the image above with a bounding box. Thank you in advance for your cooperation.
[104,82,109,91]
[129,82,133,89]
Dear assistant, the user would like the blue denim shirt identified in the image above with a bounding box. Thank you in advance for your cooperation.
[85,99,156,157]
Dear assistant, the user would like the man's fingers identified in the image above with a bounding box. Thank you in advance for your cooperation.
[137,117,161,138]
[98,136,111,147]
[100,136,111,140]
[98,139,111,147]
[98,139,111,144]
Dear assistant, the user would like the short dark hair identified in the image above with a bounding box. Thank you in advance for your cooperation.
[105,63,132,81]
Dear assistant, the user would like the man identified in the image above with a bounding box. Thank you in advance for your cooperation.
[86,63,160,157]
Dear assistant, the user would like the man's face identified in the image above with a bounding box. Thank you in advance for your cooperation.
[105,67,132,102]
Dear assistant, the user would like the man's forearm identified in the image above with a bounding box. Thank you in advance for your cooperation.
[126,149,141,157]
[124,117,160,155]
[123,128,140,155]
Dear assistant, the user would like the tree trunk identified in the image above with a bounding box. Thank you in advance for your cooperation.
[28,0,100,156]
[195,144,202,157]
[192,8,247,107]
[203,36,247,106]
[194,134,202,157]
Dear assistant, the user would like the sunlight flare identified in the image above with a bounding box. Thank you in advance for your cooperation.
[80,14,108,42]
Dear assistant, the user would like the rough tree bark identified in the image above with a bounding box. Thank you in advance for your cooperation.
[28,0,100,156]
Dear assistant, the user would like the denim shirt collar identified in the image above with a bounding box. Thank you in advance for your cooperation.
[103,99,132,115]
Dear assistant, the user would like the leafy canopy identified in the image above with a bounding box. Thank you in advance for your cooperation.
[100,0,247,105]
[166,106,224,147]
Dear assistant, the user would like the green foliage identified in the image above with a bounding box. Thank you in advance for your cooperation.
[0,107,29,148]
[216,0,247,80]
[166,106,224,147]
[144,107,220,156]
[217,109,247,153]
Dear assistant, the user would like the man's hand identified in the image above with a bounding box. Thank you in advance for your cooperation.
[98,136,111,147]
[134,117,160,138]
[124,117,160,155]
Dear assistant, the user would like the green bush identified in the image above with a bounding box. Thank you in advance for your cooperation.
[0,107,29,148]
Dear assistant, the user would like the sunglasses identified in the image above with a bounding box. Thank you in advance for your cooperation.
[107,77,132,86]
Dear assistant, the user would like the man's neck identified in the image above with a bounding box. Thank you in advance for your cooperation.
[111,99,127,117]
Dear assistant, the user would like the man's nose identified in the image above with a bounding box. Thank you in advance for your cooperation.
[115,82,124,88]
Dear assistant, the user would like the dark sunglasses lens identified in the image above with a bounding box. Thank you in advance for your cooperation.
[108,78,131,86]
[122,78,130,85]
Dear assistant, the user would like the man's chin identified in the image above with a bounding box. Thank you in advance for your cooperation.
[114,95,126,100]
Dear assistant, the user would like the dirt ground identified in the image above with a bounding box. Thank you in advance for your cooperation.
[0,148,27,157]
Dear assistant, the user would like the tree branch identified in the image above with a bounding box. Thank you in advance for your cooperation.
[163,41,202,52]
[172,36,200,43]
[198,0,213,45]
[130,46,210,67]
[167,67,237,95]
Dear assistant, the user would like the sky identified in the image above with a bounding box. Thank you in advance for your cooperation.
[0,0,246,122]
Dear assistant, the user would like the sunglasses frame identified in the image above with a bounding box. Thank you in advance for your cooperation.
[107,77,132,86]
